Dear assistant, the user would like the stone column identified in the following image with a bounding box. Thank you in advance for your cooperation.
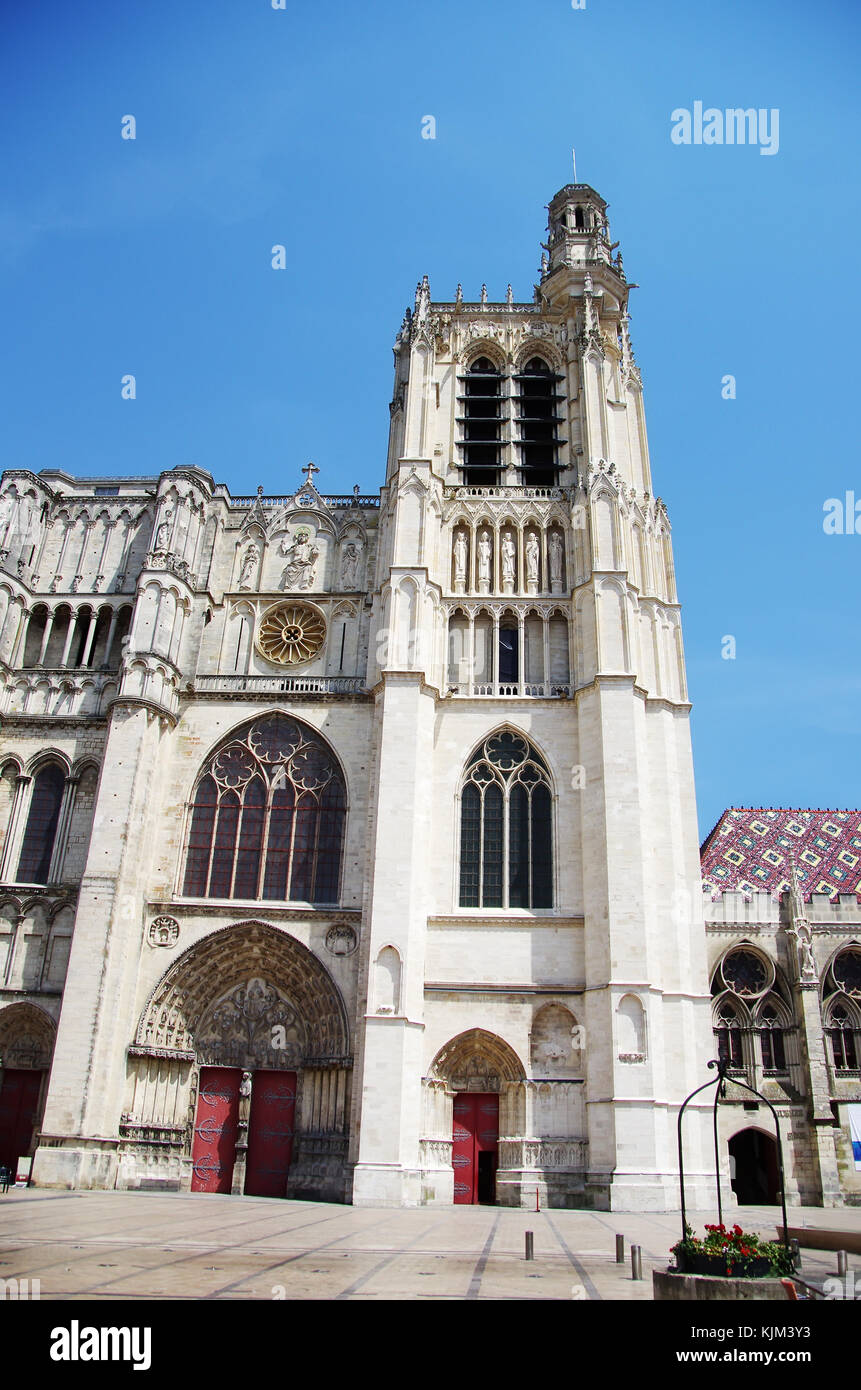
[517,612,525,695]
[47,775,79,883]
[467,612,476,694]
[101,608,120,668]
[291,1064,351,1202]
[79,610,99,668]
[32,701,169,1190]
[37,609,56,667]
[11,606,30,666]
[0,774,31,881]
[60,610,78,668]
[352,672,435,1207]
[53,520,74,588]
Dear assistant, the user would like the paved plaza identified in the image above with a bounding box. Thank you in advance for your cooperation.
[1,1190,859,1300]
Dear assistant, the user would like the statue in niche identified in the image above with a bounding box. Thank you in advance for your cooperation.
[453,531,468,587]
[549,532,564,589]
[796,927,818,982]
[501,532,516,586]
[238,543,259,590]
[279,528,319,591]
[477,531,492,587]
[155,509,173,550]
[525,533,540,587]
[340,538,362,589]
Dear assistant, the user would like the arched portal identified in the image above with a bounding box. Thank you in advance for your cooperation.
[127,922,351,1202]
[429,1028,525,1091]
[728,1127,780,1205]
[0,1003,56,1176]
[425,1030,526,1207]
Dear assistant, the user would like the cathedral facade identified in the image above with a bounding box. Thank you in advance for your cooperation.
[0,184,856,1209]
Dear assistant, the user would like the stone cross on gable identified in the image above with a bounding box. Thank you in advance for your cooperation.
[301,461,320,488]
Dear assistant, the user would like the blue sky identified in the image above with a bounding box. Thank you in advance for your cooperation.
[1,0,859,838]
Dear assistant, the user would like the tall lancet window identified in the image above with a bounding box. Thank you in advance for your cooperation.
[515,357,564,486]
[458,357,503,485]
[16,764,66,884]
[182,714,346,904]
[459,730,552,909]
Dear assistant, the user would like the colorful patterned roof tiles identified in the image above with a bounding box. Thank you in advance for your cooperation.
[700,807,861,901]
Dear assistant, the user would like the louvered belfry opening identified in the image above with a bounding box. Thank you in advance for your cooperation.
[458,357,504,486]
[515,357,565,486]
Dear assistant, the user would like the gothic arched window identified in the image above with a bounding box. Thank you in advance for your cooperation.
[826,1000,860,1072]
[458,357,504,486]
[756,999,788,1072]
[459,730,552,909]
[182,714,346,904]
[17,764,66,884]
[714,999,745,1070]
[515,357,563,486]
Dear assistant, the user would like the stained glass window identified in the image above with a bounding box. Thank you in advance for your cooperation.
[182,715,345,904]
[458,732,552,909]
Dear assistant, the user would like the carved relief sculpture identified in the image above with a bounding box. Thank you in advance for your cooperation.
[279,528,319,591]
[155,509,173,551]
[147,916,180,948]
[340,539,362,589]
[238,543,260,591]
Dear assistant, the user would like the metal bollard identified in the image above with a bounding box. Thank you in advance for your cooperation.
[789,1238,801,1270]
[525,1230,534,1261]
[837,1250,848,1277]
[631,1244,643,1281]
[615,1233,625,1264]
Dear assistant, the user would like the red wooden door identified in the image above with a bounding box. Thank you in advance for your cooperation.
[0,1069,43,1173]
[452,1092,499,1205]
[191,1067,240,1193]
[244,1070,296,1198]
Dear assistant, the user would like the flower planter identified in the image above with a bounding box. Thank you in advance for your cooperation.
[654,1270,797,1302]
[675,1251,773,1279]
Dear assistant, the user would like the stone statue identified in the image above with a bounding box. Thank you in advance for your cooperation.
[525,533,539,585]
[341,539,362,588]
[501,533,516,585]
[279,528,319,591]
[798,930,817,982]
[155,509,173,550]
[453,531,468,584]
[549,532,564,586]
[477,531,492,584]
[238,544,259,590]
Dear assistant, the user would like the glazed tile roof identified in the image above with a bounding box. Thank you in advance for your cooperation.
[700,808,861,900]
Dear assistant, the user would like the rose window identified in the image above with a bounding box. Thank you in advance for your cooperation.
[256,602,326,666]
[721,949,769,997]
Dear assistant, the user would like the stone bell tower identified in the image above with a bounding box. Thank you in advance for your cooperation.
[351,183,715,1210]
